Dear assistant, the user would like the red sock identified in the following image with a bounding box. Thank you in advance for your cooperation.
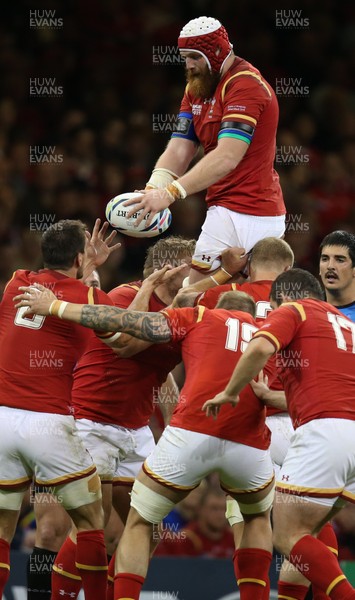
[278,580,309,599]
[289,535,355,599]
[114,572,145,600]
[317,522,339,556]
[235,548,272,599]
[262,575,270,600]
[107,553,115,600]
[76,530,108,600]
[0,539,10,596]
[51,537,82,599]
[312,523,339,600]
[233,547,271,598]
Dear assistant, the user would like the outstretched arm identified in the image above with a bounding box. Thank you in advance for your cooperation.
[14,285,172,343]
[111,264,188,356]
[125,137,248,226]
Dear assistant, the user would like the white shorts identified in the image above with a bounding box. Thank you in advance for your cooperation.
[144,426,274,494]
[191,205,286,272]
[266,413,294,480]
[277,418,355,507]
[0,407,95,488]
[75,419,155,485]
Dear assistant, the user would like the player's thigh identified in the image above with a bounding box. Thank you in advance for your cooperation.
[272,492,342,555]
[104,506,124,556]
[0,409,104,535]
[219,442,274,501]
[191,206,237,272]
[0,507,21,543]
[143,426,226,494]
[75,418,133,486]
[112,425,155,523]
[18,412,97,496]
[0,407,32,491]
[230,212,286,254]
[75,418,139,524]
[67,495,104,531]
[101,482,113,525]
[216,441,274,523]
[34,493,71,549]
[112,484,132,524]
[132,426,219,524]
[277,419,355,504]
[266,413,294,474]
[273,419,355,551]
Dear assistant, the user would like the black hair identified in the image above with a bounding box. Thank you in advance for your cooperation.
[270,268,324,306]
[319,231,355,266]
[41,220,87,270]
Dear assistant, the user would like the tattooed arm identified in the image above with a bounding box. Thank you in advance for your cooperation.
[111,264,186,357]
[79,305,171,342]
[14,284,172,343]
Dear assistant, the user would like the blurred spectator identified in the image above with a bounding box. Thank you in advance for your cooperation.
[334,506,355,562]
[11,490,36,553]
[155,487,234,558]
[162,481,208,532]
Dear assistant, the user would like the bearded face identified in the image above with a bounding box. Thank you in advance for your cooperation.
[183,55,221,99]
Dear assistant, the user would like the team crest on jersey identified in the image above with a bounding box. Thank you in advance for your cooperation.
[207,97,216,116]
[192,103,202,115]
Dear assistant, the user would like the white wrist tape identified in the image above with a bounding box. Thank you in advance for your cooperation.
[146,168,178,189]
[57,302,68,318]
[171,180,187,199]
[49,300,68,318]
[221,266,233,278]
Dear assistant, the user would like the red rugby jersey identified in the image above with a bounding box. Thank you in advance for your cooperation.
[254,299,355,428]
[0,269,112,414]
[72,282,182,428]
[197,280,273,319]
[197,280,284,416]
[177,57,285,216]
[162,306,271,449]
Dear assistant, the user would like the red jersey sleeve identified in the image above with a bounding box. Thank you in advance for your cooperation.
[196,283,240,309]
[221,74,272,131]
[177,89,192,113]
[108,284,140,309]
[253,302,306,351]
[161,306,206,342]
[91,287,114,306]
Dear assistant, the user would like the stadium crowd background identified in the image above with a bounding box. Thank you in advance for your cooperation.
[1,0,355,561]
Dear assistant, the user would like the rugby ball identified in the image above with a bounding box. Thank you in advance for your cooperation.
[105,192,172,238]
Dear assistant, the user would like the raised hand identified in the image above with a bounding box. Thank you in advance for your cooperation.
[123,189,172,227]
[143,263,189,289]
[220,246,248,276]
[85,219,121,269]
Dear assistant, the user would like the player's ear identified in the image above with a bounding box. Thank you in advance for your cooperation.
[74,252,84,268]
